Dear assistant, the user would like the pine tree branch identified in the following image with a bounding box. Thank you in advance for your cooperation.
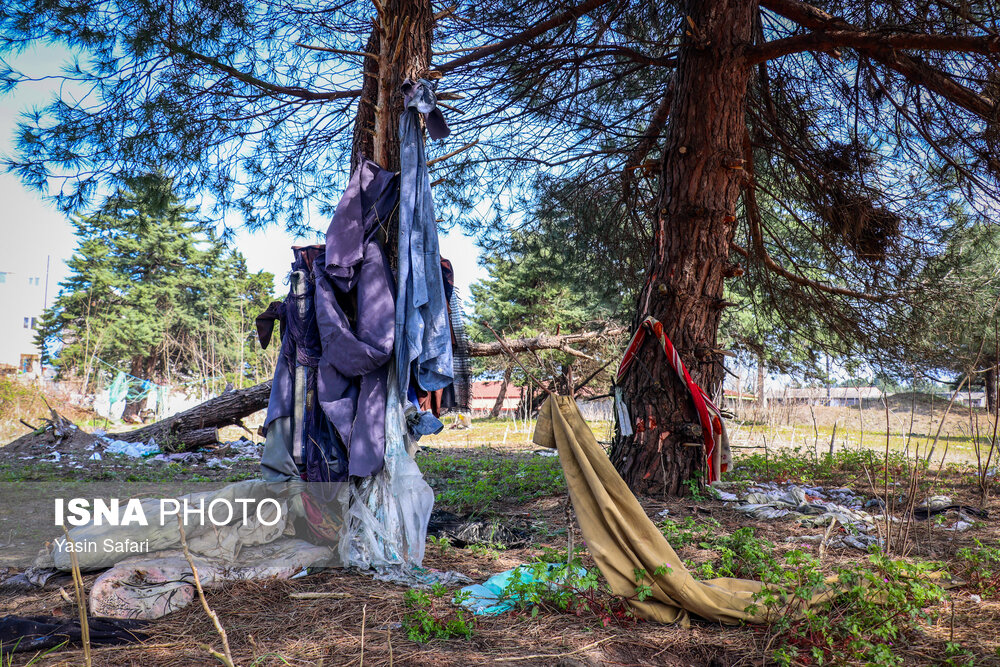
[165,41,362,101]
[749,31,1000,65]
[437,0,616,73]
[759,0,995,119]
[467,328,625,358]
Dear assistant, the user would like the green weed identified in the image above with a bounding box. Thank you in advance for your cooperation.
[956,538,1000,598]
[751,550,951,666]
[500,546,636,626]
[428,534,451,555]
[418,451,565,514]
[659,517,778,580]
[402,584,474,643]
[728,446,921,485]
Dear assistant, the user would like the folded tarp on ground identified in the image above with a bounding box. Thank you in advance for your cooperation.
[532,395,766,627]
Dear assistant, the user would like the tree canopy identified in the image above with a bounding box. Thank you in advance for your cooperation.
[37,176,276,393]
[8,0,1000,492]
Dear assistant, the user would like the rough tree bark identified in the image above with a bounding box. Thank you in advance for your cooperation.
[490,364,513,418]
[350,0,432,261]
[351,0,432,173]
[609,0,755,496]
[117,381,273,450]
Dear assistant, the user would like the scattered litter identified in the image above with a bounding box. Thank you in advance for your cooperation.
[371,565,471,589]
[913,497,987,520]
[205,458,232,470]
[427,510,531,548]
[916,495,952,512]
[102,440,160,458]
[971,594,983,604]
[946,520,973,532]
[148,452,203,464]
[42,452,61,463]
[0,615,147,656]
[533,449,558,458]
[713,489,740,502]
[734,484,877,548]
[89,452,102,461]
[457,564,586,616]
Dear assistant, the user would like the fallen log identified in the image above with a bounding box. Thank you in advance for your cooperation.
[118,381,272,451]
[465,328,625,359]
[122,328,623,450]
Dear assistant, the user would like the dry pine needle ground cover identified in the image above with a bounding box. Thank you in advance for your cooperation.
[5,406,1000,665]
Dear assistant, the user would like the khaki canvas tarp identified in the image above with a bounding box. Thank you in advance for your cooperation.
[533,395,767,627]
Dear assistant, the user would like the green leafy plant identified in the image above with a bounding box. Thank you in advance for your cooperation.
[751,549,951,666]
[956,538,1000,598]
[660,518,777,581]
[428,535,451,555]
[500,547,635,626]
[468,542,505,560]
[402,584,474,643]
[418,452,566,515]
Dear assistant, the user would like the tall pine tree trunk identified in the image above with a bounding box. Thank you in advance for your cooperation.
[351,0,433,174]
[609,0,755,496]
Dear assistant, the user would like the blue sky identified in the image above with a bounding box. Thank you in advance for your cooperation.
[0,45,485,308]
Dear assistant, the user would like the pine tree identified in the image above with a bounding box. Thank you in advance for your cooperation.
[37,176,275,417]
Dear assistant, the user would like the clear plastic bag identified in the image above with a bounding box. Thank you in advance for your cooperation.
[339,364,434,571]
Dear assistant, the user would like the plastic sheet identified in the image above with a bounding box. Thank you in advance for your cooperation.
[339,364,435,574]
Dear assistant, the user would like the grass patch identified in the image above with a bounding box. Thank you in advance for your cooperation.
[727,446,925,486]
[417,449,565,514]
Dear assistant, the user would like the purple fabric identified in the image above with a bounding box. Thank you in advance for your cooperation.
[314,242,395,478]
[325,157,399,278]
[316,157,398,478]
[263,159,399,480]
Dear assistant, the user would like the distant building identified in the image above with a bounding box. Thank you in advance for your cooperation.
[0,266,47,375]
[935,391,987,409]
[766,386,885,407]
[469,380,523,413]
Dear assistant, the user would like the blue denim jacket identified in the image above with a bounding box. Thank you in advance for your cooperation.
[395,80,454,396]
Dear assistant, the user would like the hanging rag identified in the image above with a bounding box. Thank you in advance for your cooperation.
[262,158,398,481]
[533,396,764,625]
[531,396,860,626]
[395,78,454,398]
[616,316,730,482]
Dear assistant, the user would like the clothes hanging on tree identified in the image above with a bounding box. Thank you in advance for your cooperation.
[261,157,399,481]
[395,79,454,399]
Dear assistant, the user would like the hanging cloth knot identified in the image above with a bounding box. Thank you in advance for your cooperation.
[401,78,450,140]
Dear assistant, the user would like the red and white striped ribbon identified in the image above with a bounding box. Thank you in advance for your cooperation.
[616,316,727,482]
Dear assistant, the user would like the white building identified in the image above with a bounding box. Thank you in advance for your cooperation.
[0,263,49,374]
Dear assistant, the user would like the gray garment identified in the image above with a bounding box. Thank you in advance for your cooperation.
[261,416,298,483]
[394,80,454,397]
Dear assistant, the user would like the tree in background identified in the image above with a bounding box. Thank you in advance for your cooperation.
[36,176,276,418]
[470,226,627,410]
[902,221,1000,412]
